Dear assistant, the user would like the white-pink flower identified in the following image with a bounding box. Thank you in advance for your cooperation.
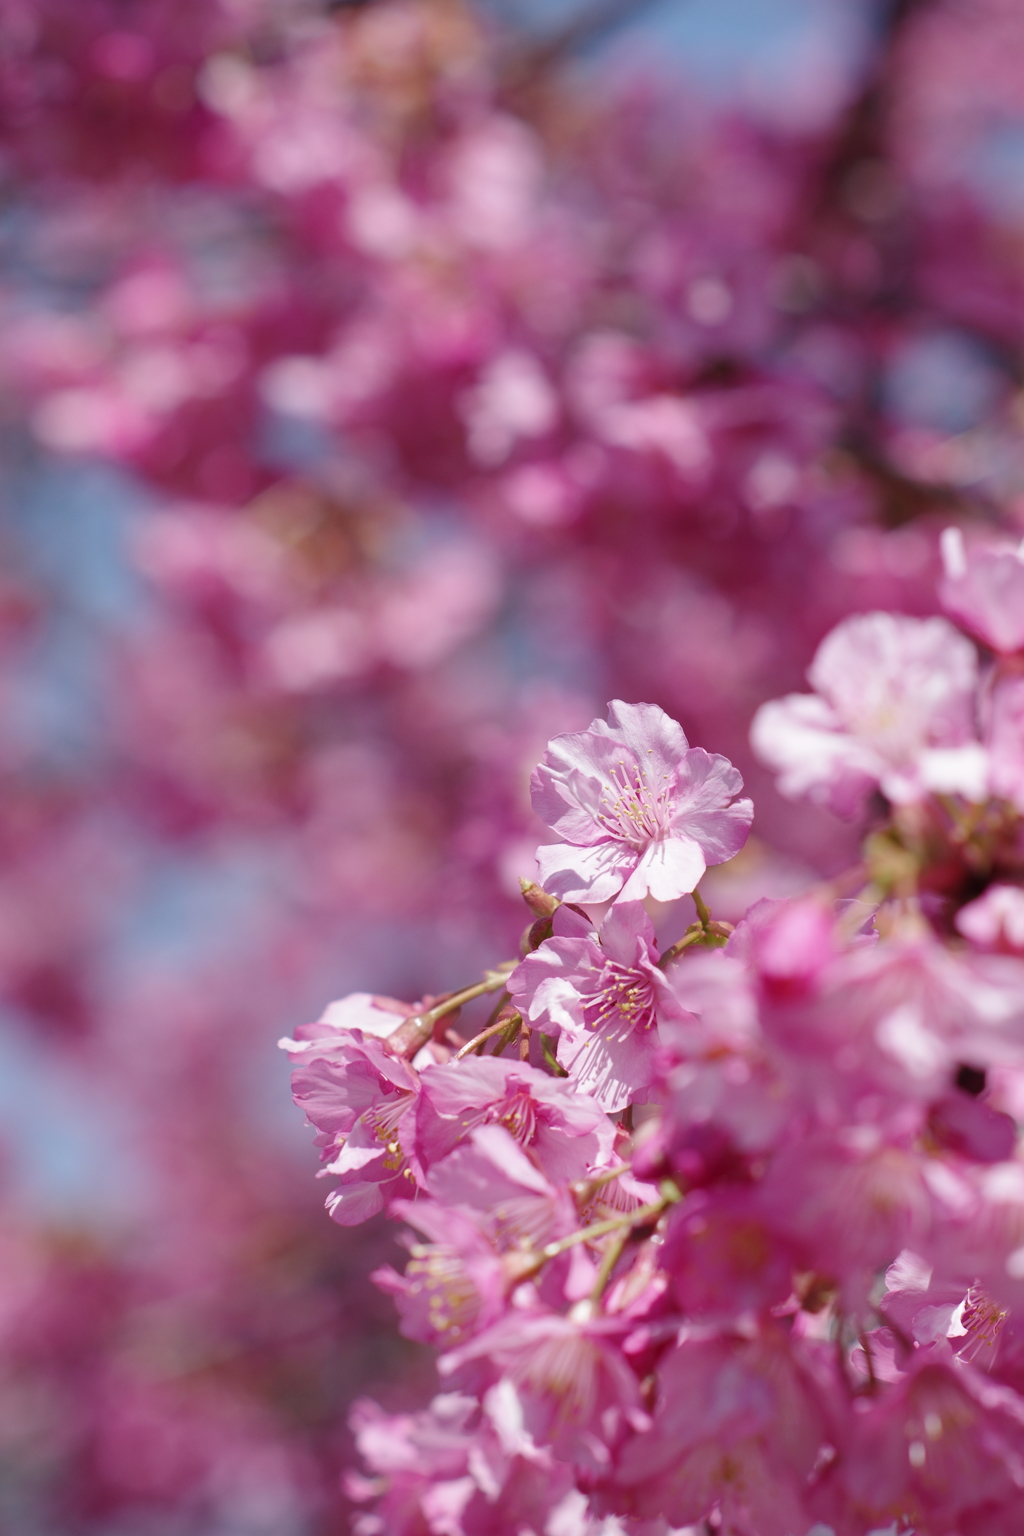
[957,886,1024,953]
[530,700,752,904]
[750,612,987,816]
[940,526,1024,655]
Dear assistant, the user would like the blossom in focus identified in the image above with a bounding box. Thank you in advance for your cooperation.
[283,1018,422,1227]
[531,701,752,904]
[373,1127,574,1349]
[509,900,689,1112]
[282,991,416,1048]
[416,1055,615,1184]
[751,611,988,815]
[940,526,1024,655]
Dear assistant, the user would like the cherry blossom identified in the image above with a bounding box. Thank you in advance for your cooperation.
[9,0,1024,1527]
[941,526,1024,656]
[531,701,752,904]
[751,611,989,815]
[509,900,688,1112]
[285,1028,423,1226]
[958,885,1024,953]
[416,1055,615,1184]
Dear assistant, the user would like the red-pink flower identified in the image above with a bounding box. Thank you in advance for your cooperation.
[531,701,752,904]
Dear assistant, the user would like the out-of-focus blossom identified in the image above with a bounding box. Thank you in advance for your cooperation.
[958,885,1024,952]
[751,612,988,814]
[941,526,1024,655]
[988,675,1024,813]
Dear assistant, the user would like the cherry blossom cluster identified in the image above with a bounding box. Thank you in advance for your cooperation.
[3,0,1024,1527]
[288,544,1024,1534]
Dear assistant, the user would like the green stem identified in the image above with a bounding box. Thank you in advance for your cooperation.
[590,1229,628,1305]
[658,927,704,966]
[388,965,515,1058]
[540,1033,568,1076]
[453,1011,522,1061]
[540,1185,679,1262]
[571,1164,630,1203]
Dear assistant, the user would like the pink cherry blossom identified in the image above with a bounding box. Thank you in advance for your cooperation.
[509,900,689,1112]
[284,1027,422,1226]
[372,1198,507,1348]
[348,1392,579,1536]
[941,526,1024,655]
[531,701,752,904]
[612,1330,830,1535]
[843,1357,1024,1530]
[14,0,1024,1525]
[416,1055,615,1185]
[751,611,988,815]
[440,1310,648,1475]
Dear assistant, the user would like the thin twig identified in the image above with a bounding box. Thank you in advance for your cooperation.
[590,1228,629,1305]
[541,1183,680,1263]
[387,966,515,1058]
[453,1010,522,1061]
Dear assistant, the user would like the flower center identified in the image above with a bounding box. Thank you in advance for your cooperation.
[498,1087,538,1147]
[596,758,672,849]
[957,1287,1007,1362]
[582,960,657,1041]
[406,1245,480,1341]
[367,1090,415,1170]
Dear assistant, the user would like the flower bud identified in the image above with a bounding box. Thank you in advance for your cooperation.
[519,878,560,919]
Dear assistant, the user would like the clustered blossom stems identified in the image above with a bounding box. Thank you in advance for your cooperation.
[288,664,1024,1533]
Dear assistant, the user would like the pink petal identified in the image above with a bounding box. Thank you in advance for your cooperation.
[535,838,633,903]
[597,899,656,965]
[326,1182,385,1225]
[599,700,690,781]
[556,1020,659,1112]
